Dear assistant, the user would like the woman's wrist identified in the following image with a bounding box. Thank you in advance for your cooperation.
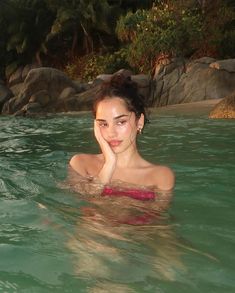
[98,162,115,184]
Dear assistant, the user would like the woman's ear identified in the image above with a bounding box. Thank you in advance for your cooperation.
[137,113,145,134]
[137,113,145,129]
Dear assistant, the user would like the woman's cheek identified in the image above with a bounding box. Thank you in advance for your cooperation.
[122,124,137,141]
[100,128,108,139]
[120,124,131,135]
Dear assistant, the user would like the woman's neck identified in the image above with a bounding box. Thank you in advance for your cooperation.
[116,148,141,168]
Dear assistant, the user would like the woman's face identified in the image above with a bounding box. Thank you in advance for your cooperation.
[95,97,143,154]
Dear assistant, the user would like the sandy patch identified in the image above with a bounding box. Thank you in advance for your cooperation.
[150,99,222,117]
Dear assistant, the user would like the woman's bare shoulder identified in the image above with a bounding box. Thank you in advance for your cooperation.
[150,164,175,191]
[69,153,103,176]
[70,153,98,162]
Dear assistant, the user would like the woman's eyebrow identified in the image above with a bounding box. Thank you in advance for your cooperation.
[96,114,129,122]
[114,114,129,120]
[96,118,106,121]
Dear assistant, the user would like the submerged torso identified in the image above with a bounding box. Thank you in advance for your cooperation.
[102,185,156,201]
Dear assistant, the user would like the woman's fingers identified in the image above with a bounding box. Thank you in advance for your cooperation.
[94,120,116,163]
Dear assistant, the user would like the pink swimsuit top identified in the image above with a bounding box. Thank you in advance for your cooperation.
[102,186,156,201]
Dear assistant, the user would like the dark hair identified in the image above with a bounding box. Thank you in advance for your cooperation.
[93,74,149,124]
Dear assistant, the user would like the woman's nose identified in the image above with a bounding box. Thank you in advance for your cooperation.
[107,125,117,138]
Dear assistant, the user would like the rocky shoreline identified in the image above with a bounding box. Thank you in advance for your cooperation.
[0,57,235,118]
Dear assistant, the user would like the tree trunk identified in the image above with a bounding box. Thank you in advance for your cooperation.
[35,51,42,66]
[80,22,93,54]
[71,28,78,59]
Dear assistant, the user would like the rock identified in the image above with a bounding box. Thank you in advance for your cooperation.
[2,96,18,114]
[59,87,77,100]
[14,102,43,117]
[8,66,24,87]
[195,57,216,64]
[23,67,73,99]
[96,70,133,83]
[2,67,83,115]
[7,64,39,88]
[95,74,112,82]
[22,64,38,80]
[14,109,26,116]
[209,59,235,73]
[96,71,150,103]
[152,58,235,107]
[55,85,100,112]
[116,69,133,78]
[5,62,19,81]
[209,92,235,118]
[153,58,186,106]
[71,80,89,92]
[131,74,151,104]
[75,85,100,111]
[0,81,13,112]
[29,90,51,106]
[2,58,235,115]
[24,102,43,113]
[9,82,25,96]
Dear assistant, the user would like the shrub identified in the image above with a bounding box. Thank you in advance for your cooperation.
[65,48,132,82]
[116,5,203,72]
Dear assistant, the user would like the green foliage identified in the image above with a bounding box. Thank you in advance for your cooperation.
[46,0,116,56]
[201,2,235,58]
[0,0,234,80]
[65,48,131,81]
[116,5,203,72]
[116,10,149,42]
[0,0,54,68]
[219,29,235,58]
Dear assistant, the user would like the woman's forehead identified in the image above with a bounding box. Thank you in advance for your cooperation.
[96,97,130,117]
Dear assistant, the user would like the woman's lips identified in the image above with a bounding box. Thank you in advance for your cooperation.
[108,140,122,147]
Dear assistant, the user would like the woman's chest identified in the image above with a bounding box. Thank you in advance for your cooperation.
[112,167,155,186]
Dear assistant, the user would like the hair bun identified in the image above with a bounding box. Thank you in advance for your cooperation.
[110,73,129,87]
[110,73,137,92]
[94,71,149,125]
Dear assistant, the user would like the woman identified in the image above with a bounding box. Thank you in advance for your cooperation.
[69,73,175,198]
[65,75,183,285]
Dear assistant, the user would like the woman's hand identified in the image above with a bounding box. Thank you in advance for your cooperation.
[94,120,116,164]
[94,120,116,184]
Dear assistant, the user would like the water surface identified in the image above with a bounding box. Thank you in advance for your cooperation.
[0,111,235,292]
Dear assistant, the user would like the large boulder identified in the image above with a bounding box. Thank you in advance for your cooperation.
[132,74,151,105]
[2,67,85,115]
[7,64,39,97]
[54,84,101,112]
[209,59,235,72]
[209,91,235,118]
[152,57,235,107]
[95,70,151,104]
[0,80,13,112]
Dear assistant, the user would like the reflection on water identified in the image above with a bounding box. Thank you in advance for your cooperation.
[60,165,187,289]
[63,195,186,291]
[0,115,234,292]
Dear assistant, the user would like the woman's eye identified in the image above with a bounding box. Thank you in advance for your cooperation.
[98,122,108,127]
[117,120,127,126]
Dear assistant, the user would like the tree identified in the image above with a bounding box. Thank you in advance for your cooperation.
[116,4,203,72]
[46,0,117,58]
[2,0,54,67]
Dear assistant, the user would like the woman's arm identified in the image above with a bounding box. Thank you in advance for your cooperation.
[154,165,175,191]
[67,163,104,196]
[67,118,118,195]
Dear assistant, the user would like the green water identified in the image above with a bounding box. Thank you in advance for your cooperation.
[0,112,235,293]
